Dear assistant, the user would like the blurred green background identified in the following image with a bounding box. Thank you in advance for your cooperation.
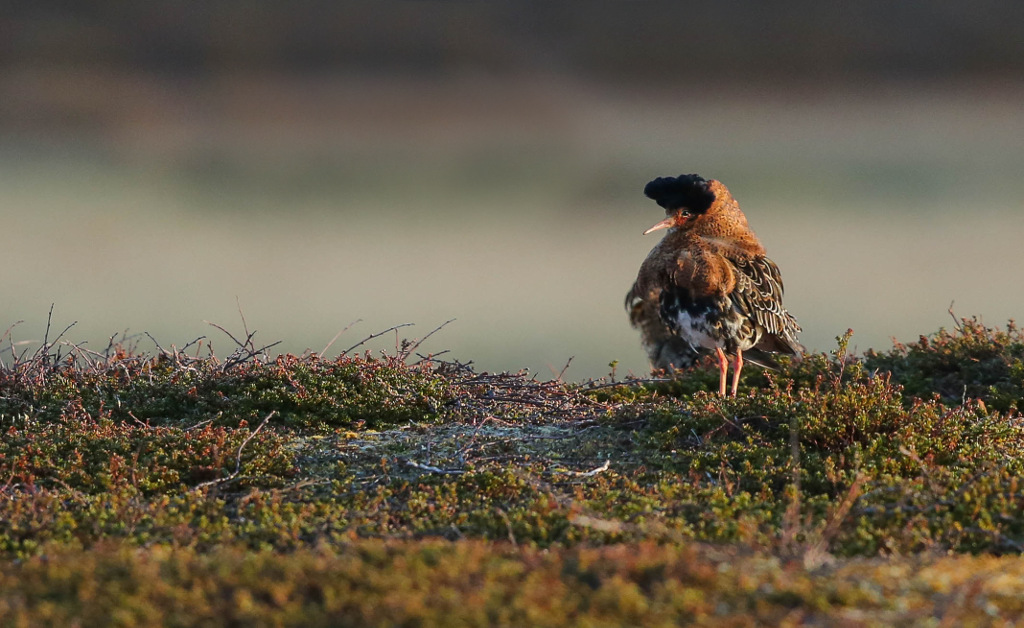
[3,2,1024,379]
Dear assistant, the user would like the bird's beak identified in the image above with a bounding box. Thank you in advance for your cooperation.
[643,216,676,235]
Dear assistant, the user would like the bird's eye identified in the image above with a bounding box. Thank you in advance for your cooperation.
[680,210,691,217]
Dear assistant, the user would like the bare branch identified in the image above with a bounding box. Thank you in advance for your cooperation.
[0,320,23,369]
[948,301,964,332]
[222,340,282,370]
[410,349,451,367]
[571,459,610,477]
[59,340,101,369]
[40,319,78,361]
[236,296,251,349]
[555,356,574,382]
[180,336,207,353]
[582,377,671,392]
[341,323,415,356]
[41,303,54,352]
[403,458,465,475]
[399,318,456,360]
[318,318,362,359]
[144,332,168,357]
[204,320,247,351]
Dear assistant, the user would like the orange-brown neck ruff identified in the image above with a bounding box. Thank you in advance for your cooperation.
[641,180,765,298]
[687,180,765,257]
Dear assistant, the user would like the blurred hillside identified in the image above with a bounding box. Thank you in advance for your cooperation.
[4,2,1024,82]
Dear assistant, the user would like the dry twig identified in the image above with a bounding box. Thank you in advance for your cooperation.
[399,318,455,361]
[403,459,466,475]
[571,459,611,477]
[341,323,414,356]
[318,318,363,358]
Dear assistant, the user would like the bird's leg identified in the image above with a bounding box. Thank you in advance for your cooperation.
[715,347,729,397]
[730,348,743,397]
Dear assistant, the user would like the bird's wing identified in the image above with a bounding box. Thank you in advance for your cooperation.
[729,256,803,352]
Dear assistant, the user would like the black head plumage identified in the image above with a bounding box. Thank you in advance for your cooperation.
[643,174,715,214]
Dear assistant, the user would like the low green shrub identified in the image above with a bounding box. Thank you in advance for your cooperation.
[0,317,1021,591]
[0,353,452,430]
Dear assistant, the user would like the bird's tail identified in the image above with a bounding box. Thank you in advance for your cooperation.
[742,348,783,370]
[745,334,805,370]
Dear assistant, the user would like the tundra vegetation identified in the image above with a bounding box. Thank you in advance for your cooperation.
[1,315,1023,625]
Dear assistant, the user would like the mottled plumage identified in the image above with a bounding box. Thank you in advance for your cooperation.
[626,286,701,370]
[625,174,803,395]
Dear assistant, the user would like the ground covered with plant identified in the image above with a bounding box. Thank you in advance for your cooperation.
[1,316,1024,625]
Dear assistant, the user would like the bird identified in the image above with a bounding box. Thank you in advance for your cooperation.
[625,174,803,396]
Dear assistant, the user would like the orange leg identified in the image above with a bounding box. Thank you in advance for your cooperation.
[730,348,743,397]
[715,347,729,397]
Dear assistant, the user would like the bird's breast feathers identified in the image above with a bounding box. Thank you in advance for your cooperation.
[666,245,741,299]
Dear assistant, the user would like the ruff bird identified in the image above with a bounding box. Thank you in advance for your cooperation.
[625,174,803,395]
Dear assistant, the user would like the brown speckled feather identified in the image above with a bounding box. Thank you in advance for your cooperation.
[730,257,804,354]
